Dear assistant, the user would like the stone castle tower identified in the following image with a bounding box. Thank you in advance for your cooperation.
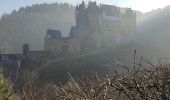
[44,1,136,56]
[75,1,136,48]
[75,1,102,51]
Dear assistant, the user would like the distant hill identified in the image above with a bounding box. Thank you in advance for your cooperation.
[137,5,170,57]
[0,2,170,56]
[0,3,75,53]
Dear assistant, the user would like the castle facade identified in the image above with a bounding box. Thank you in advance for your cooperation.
[45,1,136,56]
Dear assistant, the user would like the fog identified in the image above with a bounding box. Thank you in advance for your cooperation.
[0,2,169,59]
[1,2,170,97]
[136,6,170,57]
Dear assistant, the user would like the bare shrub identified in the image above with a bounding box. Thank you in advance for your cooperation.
[20,57,170,100]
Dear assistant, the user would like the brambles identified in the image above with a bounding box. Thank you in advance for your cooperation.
[19,57,170,100]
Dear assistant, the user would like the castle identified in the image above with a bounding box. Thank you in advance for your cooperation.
[0,1,136,68]
[0,2,136,86]
[44,1,136,56]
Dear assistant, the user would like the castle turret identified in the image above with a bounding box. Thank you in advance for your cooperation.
[23,43,30,56]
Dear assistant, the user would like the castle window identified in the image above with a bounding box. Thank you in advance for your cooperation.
[47,35,51,38]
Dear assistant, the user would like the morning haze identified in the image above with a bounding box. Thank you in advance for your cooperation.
[0,0,170,99]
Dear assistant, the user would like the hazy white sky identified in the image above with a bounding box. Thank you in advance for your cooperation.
[0,0,170,16]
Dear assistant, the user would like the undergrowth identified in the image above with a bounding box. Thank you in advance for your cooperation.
[18,57,170,100]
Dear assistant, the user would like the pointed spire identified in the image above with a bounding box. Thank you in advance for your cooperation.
[76,4,78,9]
[82,1,85,5]
[82,1,85,8]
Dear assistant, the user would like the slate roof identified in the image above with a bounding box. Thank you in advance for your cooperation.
[101,4,121,16]
[46,29,62,39]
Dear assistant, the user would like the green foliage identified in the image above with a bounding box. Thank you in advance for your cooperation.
[0,71,12,100]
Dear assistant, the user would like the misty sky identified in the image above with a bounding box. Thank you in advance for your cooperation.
[0,0,170,16]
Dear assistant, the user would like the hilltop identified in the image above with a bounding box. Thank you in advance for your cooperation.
[0,2,170,57]
[0,3,75,53]
[137,5,170,57]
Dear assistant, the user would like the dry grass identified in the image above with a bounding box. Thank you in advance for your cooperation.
[19,57,170,100]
